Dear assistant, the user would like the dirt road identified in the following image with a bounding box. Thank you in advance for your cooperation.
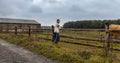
[0,39,58,63]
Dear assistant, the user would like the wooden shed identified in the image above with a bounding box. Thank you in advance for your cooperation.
[0,18,41,33]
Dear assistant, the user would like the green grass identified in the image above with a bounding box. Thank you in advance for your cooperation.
[41,30,120,49]
[0,32,120,63]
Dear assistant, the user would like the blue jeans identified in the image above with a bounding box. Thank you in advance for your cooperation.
[54,32,60,44]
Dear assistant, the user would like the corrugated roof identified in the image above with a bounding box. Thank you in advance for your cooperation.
[0,18,40,24]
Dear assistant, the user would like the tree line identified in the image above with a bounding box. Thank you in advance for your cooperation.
[63,19,120,29]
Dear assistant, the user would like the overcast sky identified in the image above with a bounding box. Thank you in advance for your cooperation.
[0,0,120,26]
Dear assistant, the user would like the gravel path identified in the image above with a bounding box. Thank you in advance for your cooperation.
[0,39,58,63]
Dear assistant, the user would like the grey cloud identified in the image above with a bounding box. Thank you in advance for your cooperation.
[29,5,42,13]
[0,0,35,17]
[0,0,120,25]
[43,0,59,3]
[69,5,86,13]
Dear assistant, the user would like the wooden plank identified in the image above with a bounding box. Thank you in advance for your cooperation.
[61,28,105,31]
[39,37,120,51]
[41,34,120,43]
[41,28,120,32]
[41,29,105,31]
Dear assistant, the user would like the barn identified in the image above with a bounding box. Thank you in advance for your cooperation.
[0,18,41,33]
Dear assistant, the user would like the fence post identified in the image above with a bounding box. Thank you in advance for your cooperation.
[105,23,110,57]
[0,26,2,33]
[28,26,31,37]
[15,26,17,35]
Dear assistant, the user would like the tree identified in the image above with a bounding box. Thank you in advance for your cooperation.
[63,19,120,29]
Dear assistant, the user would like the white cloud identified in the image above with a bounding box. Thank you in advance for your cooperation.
[0,0,120,25]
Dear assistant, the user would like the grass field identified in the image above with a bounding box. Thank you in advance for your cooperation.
[0,30,120,63]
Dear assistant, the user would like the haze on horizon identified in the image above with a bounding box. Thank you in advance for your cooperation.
[0,0,120,26]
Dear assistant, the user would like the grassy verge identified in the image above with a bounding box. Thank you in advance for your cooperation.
[0,33,120,63]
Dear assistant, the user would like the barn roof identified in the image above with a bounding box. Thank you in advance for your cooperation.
[0,18,40,24]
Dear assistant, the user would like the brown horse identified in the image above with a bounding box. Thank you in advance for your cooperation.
[109,24,120,39]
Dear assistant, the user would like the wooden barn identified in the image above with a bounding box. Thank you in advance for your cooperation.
[0,18,41,33]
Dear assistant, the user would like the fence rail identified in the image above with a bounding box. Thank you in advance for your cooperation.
[39,37,120,51]
[41,28,105,31]
[42,28,120,32]
[42,33,120,43]
[41,26,120,57]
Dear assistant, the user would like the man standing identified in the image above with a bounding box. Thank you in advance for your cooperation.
[54,19,60,44]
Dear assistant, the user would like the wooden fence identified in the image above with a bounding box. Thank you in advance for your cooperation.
[0,26,40,37]
[40,24,120,57]
[0,24,120,56]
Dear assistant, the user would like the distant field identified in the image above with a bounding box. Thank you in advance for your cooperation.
[0,29,120,63]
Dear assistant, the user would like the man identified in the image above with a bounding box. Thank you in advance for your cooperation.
[54,19,60,44]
